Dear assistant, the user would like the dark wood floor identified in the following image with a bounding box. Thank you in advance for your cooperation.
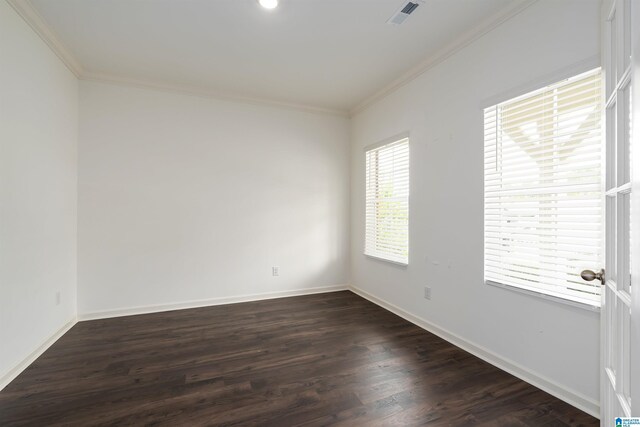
[0,291,597,426]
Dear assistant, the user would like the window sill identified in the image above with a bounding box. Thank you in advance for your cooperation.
[485,280,601,313]
[364,253,408,267]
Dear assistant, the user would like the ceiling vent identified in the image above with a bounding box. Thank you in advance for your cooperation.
[387,0,424,25]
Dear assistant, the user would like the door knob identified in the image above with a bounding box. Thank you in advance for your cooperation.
[581,268,605,285]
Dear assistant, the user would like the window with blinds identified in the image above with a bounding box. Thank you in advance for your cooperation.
[484,69,603,306]
[365,137,409,265]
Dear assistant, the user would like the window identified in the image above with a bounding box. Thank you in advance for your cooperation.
[484,69,603,306]
[365,137,409,265]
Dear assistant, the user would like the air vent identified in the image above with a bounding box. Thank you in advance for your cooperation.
[387,0,424,25]
[400,2,419,14]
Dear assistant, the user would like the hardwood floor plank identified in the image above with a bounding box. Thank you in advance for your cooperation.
[0,291,597,426]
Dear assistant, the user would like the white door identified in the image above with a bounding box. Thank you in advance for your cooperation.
[599,0,638,422]
[630,1,640,421]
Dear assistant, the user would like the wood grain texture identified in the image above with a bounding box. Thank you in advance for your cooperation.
[0,291,597,426]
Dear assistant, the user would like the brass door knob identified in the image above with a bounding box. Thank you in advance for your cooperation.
[581,269,605,285]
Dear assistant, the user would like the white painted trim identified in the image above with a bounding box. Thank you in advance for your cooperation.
[4,0,348,116]
[479,56,601,109]
[364,253,409,267]
[348,285,600,419]
[8,0,539,117]
[5,0,83,77]
[0,317,77,391]
[79,73,349,117]
[79,284,349,321]
[1,286,347,390]
[350,0,539,116]
[362,132,410,152]
[485,280,601,313]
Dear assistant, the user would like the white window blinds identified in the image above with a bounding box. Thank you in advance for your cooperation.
[484,69,603,306]
[365,137,409,265]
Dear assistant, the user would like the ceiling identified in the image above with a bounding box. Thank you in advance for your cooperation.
[26,0,531,114]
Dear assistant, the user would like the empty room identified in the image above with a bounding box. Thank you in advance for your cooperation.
[1,0,639,425]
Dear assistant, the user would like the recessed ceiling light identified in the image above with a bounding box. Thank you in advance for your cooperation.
[258,0,278,9]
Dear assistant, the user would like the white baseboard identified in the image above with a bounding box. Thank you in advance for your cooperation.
[1,286,348,392]
[348,285,600,419]
[0,317,77,392]
[79,284,349,321]
[5,285,596,419]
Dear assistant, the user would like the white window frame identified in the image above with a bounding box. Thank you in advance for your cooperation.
[364,134,410,266]
[483,68,604,310]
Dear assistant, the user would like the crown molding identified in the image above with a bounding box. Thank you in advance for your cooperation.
[8,0,538,118]
[6,0,348,117]
[6,0,83,77]
[80,72,350,117]
[349,0,540,116]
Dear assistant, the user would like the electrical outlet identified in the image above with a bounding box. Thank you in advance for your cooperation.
[272,266,279,276]
[56,291,61,306]
[424,286,431,300]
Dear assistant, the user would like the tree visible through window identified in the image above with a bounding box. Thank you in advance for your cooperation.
[365,137,409,265]
[484,69,603,306]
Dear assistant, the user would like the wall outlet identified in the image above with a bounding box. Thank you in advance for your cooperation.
[56,291,61,306]
[272,266,279,276]
[424,286,431,300]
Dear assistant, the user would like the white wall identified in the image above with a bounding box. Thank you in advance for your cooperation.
[0,2,78,384]
[78,81,350,316]
[1,0,605,415]
[350,0,601,414]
